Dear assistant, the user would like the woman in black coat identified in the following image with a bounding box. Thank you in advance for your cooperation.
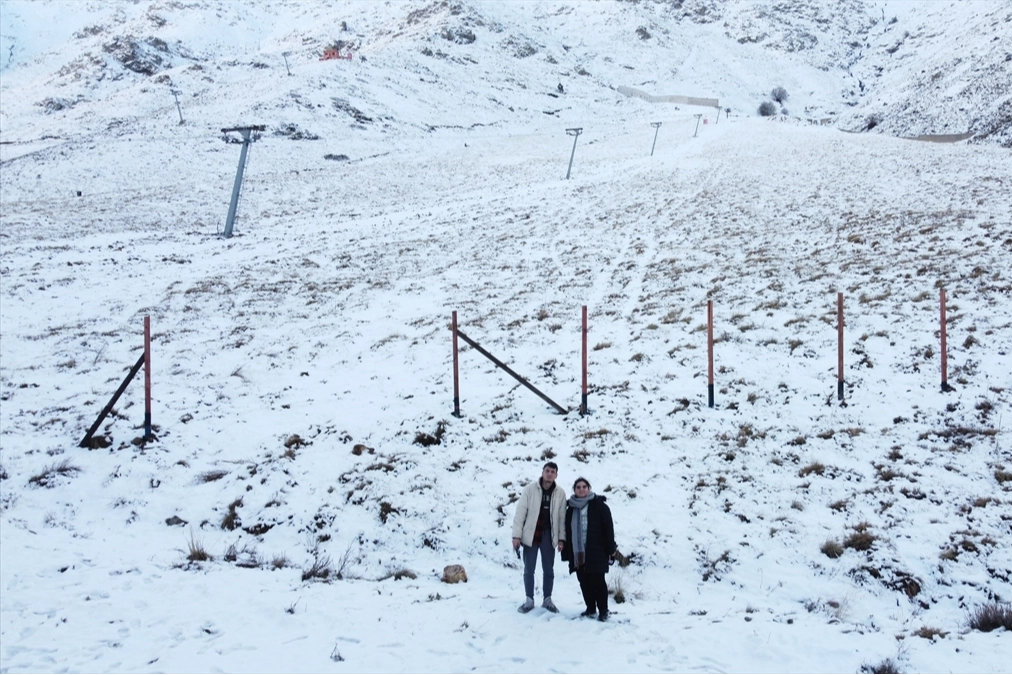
[560,477,617,621]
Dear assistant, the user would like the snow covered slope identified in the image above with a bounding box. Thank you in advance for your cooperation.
[1,1,1010,145]
[1,1,1011,673]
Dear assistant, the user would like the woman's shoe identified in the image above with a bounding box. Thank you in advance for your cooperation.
[581,608,596,618]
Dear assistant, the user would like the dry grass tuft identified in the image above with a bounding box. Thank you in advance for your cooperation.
[198,469,228,483]
[799,462,825,477]
[302,555,333,582]
[821,539,844,558]
[913,625,947,640]
[379,501,399,523]
[414,421,447,447]
[859,658,899,674]
[28,460,81,488]
[843,528,877,552]
[966,602,1012,632]
[186,531,212,562]
[221,498,243,530]
[379,568,418,581]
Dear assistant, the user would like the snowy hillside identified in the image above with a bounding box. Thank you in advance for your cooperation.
[1,1,1011,673]
[1,0,1010,145]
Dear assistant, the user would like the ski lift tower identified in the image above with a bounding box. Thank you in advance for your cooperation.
[220,125,265,239]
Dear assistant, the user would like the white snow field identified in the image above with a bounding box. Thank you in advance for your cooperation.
[1,1,1011,673]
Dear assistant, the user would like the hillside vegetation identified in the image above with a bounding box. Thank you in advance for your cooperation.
[1,2,1010,672]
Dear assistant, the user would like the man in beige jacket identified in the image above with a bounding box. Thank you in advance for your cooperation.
[511,461,567,613]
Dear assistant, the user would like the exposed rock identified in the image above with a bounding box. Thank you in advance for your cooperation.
[442,564,468,583]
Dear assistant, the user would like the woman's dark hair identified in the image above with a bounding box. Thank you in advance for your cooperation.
[573,477,591,491]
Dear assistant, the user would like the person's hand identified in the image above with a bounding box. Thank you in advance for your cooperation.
[557,541,565,552]
[512,538,521,550]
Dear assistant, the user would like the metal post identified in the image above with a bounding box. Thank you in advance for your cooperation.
[221,125,265,239]
[940,288,948,392]
[707,300,714,408]
[565,127,583,179]
[650,122,662,156]
[581,305,588,416]
[837,293,844,401]
[144,315,152,440]
[283,52,292,76]
[170,89,184,124]
[452,311,461,417]
[223,129,251,238]
[714,106,720,124]
[693,114,703,138]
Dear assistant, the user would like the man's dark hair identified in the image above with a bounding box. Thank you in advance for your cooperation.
[543,461,559,471]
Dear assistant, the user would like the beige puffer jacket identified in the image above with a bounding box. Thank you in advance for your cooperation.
[511,480,567,548]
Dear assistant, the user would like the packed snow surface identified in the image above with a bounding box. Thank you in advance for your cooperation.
[1,1,1011,673]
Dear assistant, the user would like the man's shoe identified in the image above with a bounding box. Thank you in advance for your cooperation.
[542,597,559,613]
[597,610,609,622]
[581,608,597,618]
[518,597,535,613]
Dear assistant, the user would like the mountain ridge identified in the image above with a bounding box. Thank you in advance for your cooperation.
[1,0,1009,146]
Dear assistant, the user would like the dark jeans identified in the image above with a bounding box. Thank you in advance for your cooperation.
[522,536,555,599]
[576,568,609,614]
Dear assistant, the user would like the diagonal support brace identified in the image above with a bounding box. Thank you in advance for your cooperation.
[80,353,145,447]
[455,329,568,415]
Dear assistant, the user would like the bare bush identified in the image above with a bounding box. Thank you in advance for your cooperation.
[221,498,242,530]
[610,575,626,603]
[414,421,446,447]
[379,501,400,523]
[758,101,777,117]
[378,568,417,581]
[334,539,360,579]
[302,554,333,582]
[966,601,1012,632]
[860,658,899,674]
[771,86,789,103]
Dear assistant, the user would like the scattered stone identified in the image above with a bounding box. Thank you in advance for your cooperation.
[442,564,468,583]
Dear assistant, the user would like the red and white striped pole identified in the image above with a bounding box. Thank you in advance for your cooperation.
[940,289,948,392]
[837,293,844,401]
[144,315,152,440]
[707,300,714,408]
[580,305,588,416]
[452,311,461,417]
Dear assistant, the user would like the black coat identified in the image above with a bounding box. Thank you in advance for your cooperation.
[561,495,616,575]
